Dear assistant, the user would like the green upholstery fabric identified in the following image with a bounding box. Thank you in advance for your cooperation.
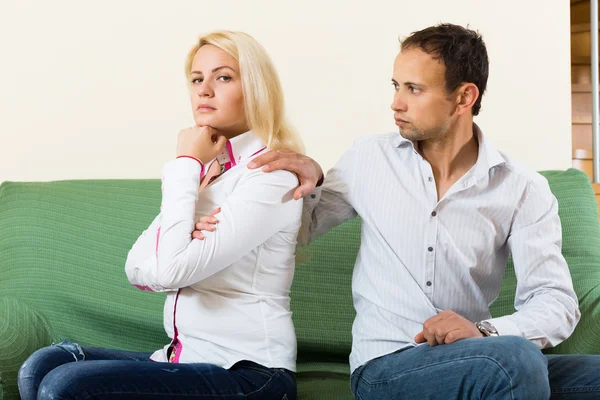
[0,181,169,400]
[0,168,598,399]
[0,297,52,400]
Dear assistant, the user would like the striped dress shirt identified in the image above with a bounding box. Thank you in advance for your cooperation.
[302,124,580,373]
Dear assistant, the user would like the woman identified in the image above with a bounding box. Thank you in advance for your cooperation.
[18,30,303,400]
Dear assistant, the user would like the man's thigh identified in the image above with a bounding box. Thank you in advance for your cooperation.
[352,336,549,400]
[547,354,600,399]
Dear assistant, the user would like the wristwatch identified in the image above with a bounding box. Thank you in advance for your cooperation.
[476,320,499,337]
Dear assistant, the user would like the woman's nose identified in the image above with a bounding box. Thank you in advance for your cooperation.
[197,81,214,97]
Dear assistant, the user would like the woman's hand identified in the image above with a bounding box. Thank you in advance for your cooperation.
[177,126,228,164]
[192,207,221,240]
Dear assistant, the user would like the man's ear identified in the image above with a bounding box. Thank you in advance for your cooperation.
[455,83,479,116]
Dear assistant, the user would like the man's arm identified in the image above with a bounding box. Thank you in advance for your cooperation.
[249,145,359,246]
[486,179,580,348]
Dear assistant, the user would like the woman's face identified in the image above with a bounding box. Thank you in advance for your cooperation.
[189,44,248,138]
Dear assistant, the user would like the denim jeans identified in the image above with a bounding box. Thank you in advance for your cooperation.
[351,336,600,400]
[18,341,296,400]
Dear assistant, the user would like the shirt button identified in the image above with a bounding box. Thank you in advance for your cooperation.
[431,211,437,217]
[428,177,433,182]
[310,194,316,199]
[426,281,432,286]
[428,246,433,252]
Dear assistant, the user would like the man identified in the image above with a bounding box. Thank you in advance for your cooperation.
[197,24,600,398]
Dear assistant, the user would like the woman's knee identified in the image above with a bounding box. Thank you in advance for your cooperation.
[18,342,86,400]
[37,363,84,400]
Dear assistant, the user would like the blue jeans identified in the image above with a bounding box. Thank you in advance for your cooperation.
[351,336,600,399]
[18,341,296,400]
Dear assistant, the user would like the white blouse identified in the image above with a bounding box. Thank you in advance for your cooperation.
[125,131,303,371]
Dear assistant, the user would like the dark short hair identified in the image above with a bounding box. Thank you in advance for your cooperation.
[401,24,489,116]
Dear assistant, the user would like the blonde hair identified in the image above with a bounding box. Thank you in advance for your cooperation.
[185,31,303,154]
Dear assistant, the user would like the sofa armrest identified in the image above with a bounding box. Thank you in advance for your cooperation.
[0,297,53,400]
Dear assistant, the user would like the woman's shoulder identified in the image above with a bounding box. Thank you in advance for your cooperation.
[238,161,299,189]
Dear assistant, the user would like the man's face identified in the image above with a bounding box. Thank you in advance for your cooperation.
[391,48,458,141]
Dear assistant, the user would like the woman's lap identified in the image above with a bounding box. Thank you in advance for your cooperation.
[19,342,295,400]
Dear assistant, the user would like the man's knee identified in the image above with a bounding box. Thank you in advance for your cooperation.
[481,336,547,373]
[470,336,550,398]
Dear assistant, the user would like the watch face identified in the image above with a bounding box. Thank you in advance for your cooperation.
[478,321,498,336]
[480,321,493,330]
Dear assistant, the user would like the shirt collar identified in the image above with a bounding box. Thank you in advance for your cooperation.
[394,122,506,175]
[472,123,506,176]
[215,131,267,169]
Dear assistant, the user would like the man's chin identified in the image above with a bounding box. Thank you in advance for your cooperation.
[399,128,418,141]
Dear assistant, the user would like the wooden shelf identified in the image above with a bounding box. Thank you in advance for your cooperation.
[573,115,593,124]
[572,23,594,34]
[573,56,593,65]
[573,83,594,92]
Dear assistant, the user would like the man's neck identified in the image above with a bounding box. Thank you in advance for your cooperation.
[417,119,479,200]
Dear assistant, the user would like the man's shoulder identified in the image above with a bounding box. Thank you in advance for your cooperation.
[495,151,550,191]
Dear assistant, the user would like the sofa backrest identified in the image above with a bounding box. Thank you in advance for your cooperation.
[1,168,599,360]
[0,180,168,351]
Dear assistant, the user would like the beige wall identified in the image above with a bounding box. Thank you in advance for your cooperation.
[0,0,571,183]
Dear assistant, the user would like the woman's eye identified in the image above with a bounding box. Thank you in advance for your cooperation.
[191,78,203,84]
[218,75,232,82]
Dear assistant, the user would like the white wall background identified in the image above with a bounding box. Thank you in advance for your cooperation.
[0,0,571,183]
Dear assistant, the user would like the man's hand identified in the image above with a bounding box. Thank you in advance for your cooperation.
[247,149,323,200]
[177,126,228,164]
[415,309,484,346]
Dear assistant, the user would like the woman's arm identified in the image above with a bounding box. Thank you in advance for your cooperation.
[124,214,175,292]
[156,157,302,289]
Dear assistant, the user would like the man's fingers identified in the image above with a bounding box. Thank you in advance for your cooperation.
[414,331,426,343]
[248,151,285,169]
[294,180,317,200]
[426,332,438,347]
[434,330,446,345]
[444,328,472,344]
[260,158,298,173]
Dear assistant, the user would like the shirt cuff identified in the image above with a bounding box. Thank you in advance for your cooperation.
[306,186,323,203]
[486,316,522,337]
[163,158,204,182]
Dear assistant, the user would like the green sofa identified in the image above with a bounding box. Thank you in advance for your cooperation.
[1,168,600,399]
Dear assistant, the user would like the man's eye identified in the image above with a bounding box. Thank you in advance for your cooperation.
[409,86,421,94]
